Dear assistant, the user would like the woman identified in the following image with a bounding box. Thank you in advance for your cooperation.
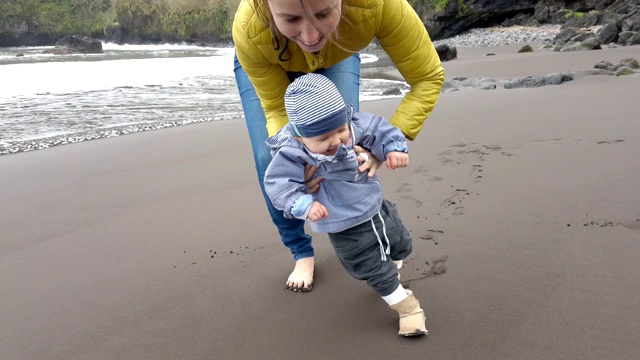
[232,0,445,292]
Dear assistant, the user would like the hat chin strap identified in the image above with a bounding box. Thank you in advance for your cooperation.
[291,122,303,137]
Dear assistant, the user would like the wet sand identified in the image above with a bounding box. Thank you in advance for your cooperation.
[1,44,639,359]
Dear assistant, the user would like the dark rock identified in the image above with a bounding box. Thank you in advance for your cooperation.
[615,66,635,75]
[620,57,640,69]
[16,53,24,57]
[435,43,458,61]
[595,60,616,70]
[518,44,534,52]
[43,35,103,55]
[503,72,573,89]
[501,13,536,27]
[534,2,551,23]
[562,11,602,28]
[572,32,596,42]
[582,35,604,49]
[556,35,602,51]
[544,72,573,85]
[442,76,498,92]
[504,75,546,89]
[554,27,582,44]
[598,21,621,43]
[592,57,639,72]
[423,0,541,40]
[583,68,615,75]
[552,9,574,24]
[617,31,640,45]
[622,15,640,31]
[381,87,402,96]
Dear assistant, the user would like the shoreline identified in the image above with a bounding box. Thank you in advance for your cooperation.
[3,43,638,157]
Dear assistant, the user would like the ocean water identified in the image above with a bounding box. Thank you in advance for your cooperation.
[0,43,406,155]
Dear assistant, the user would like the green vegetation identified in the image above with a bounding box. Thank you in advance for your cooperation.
[564,10,585,19]
[407,0,471,18]
[434,0,449,12]
[408,0,448,12]
[457,0,470,18]
[0,0,111,36]
[0,0,240,43]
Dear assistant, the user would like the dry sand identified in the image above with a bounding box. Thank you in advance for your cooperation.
[1,45,639,360]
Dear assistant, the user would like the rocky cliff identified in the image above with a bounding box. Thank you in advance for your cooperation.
[423,0,624,40]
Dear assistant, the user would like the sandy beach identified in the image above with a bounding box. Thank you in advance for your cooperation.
[2,44,639,359]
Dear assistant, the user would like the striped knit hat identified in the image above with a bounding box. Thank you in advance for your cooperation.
[285,73,351,138]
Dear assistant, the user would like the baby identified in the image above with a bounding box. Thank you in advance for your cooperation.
[264,73,427,336]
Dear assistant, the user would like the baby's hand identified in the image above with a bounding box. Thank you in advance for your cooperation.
[386,151,409,170]
[307,201,328,222]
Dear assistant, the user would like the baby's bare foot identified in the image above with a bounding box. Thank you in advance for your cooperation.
[286,257,314,292]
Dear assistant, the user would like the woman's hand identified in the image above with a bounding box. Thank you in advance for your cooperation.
[304,164,323,193]
[354,145,383,178]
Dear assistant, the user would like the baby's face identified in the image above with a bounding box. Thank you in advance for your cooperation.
[298,123,350,156]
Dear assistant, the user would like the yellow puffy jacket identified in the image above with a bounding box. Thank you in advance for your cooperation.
[233,0,445,140]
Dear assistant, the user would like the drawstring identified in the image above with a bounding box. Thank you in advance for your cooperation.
[370,211,391,261]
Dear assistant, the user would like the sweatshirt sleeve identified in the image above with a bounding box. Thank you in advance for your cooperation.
[263,148,311,219]
[353,112,408,162]
[375,0,446,141]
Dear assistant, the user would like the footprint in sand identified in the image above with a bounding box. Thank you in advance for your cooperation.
[419,229,444,241]
[468,148,490,157]
[439,189,467,208]
[428,176,443,182]
[399,195,423,207]
[401,255,449,286]
[429,255,449,275]
[471,164,483,182]
[483,144,502,151]
[395,182,412,193]
[412,165,429,174]
[622,219,640,231]
[439,189,470,216]
[533,138,562,142]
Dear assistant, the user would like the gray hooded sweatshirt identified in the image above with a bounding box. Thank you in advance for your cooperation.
[264,111,408,234]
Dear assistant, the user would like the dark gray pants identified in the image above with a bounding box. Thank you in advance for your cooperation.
[328,199,412,297]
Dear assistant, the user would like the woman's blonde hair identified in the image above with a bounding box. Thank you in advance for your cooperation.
[252,0,355,59]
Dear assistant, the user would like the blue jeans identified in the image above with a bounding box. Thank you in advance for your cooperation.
[233,53,361,261]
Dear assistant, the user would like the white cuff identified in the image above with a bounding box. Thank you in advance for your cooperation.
[382,284,409,305]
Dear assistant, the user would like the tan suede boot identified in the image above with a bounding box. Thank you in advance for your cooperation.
[389,291,428,337]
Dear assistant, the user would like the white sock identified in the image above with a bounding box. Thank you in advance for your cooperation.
[382,284,409,306]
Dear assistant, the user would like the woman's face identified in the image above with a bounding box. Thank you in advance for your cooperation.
[268,0,342,53]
